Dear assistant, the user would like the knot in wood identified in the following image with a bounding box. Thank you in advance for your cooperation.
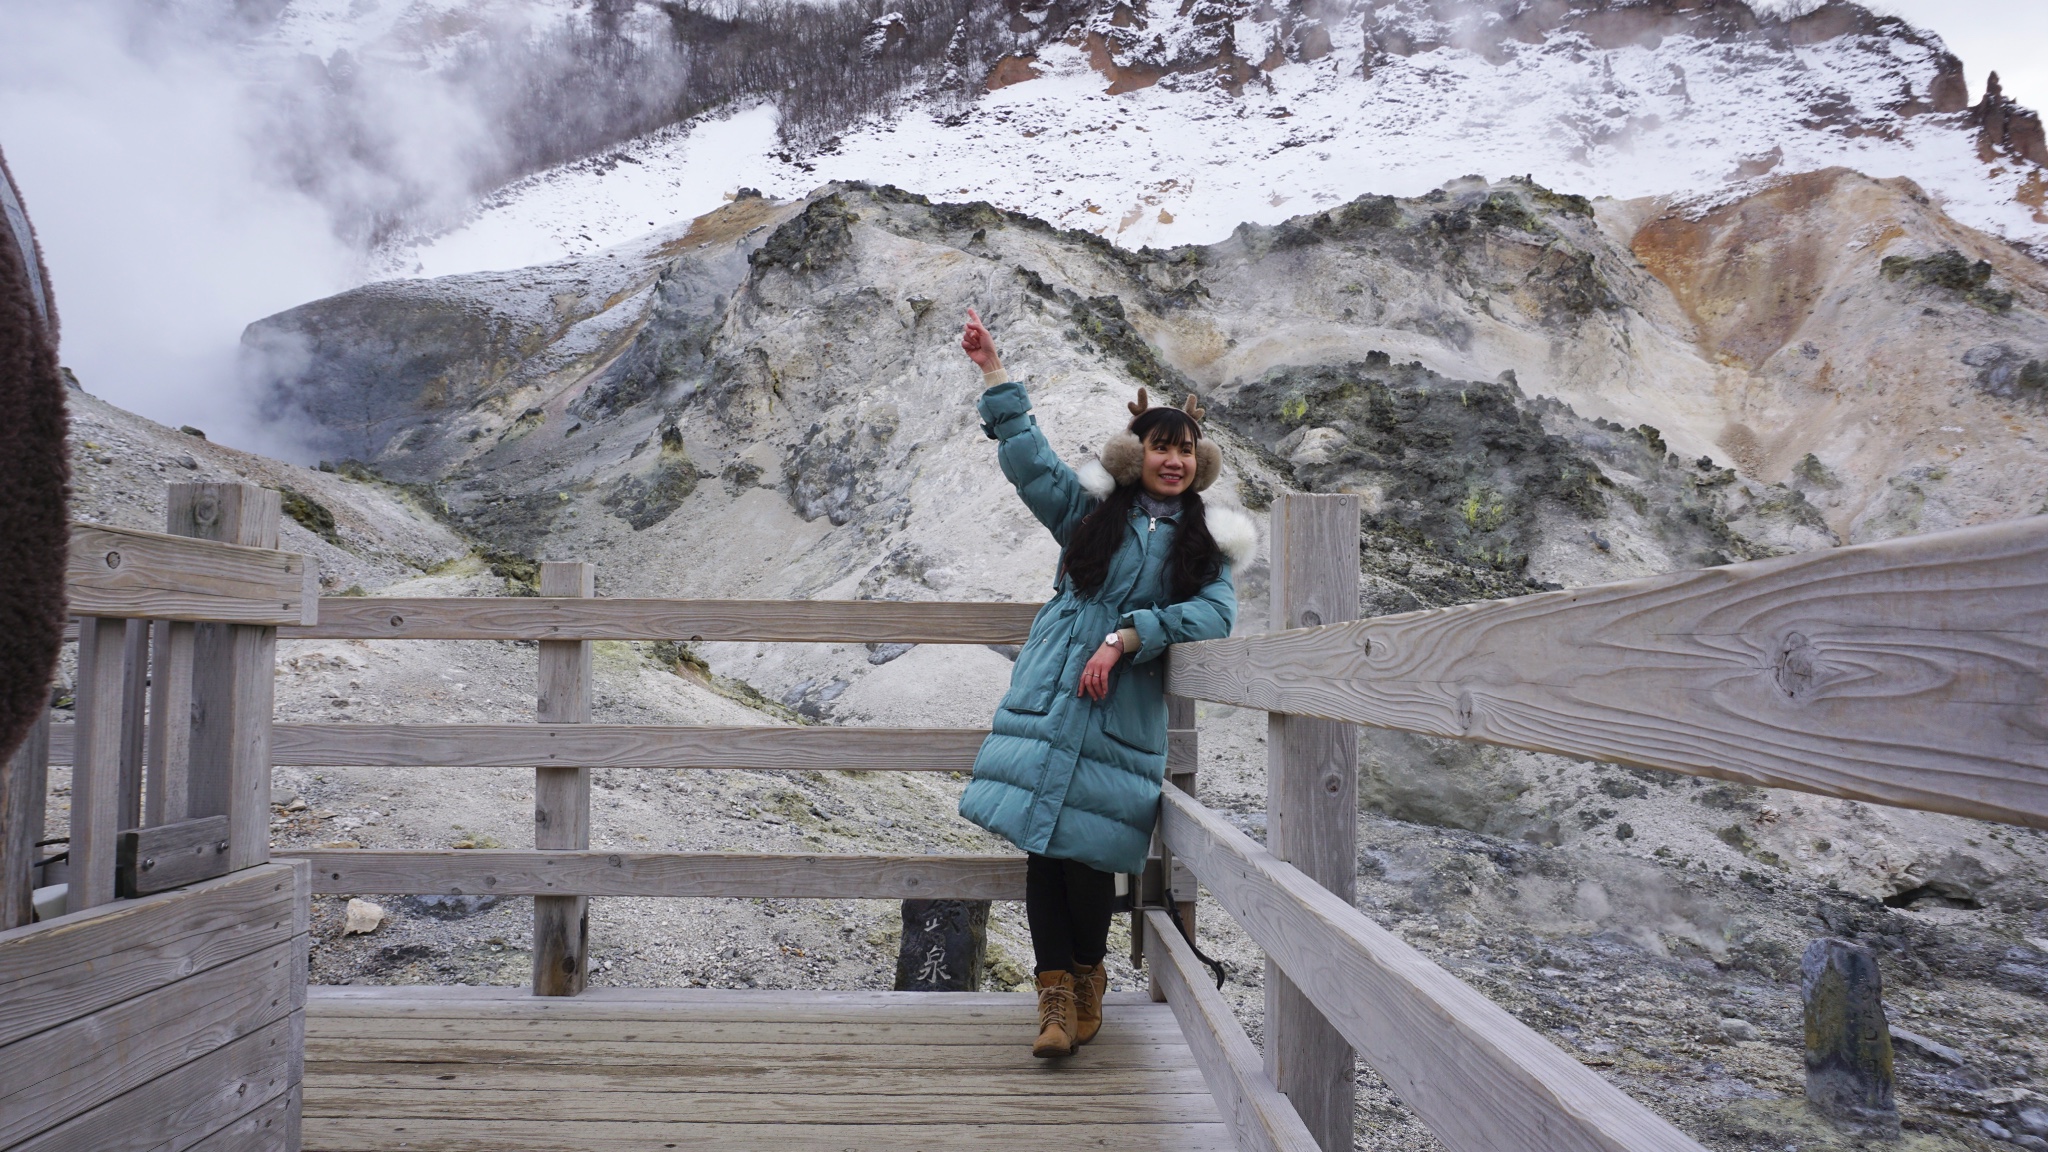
[1455,690,1475,731]
[1775,632,1818,699]
[104,550,121,569]
[386,614,404,628]
[1299,610,1322,628]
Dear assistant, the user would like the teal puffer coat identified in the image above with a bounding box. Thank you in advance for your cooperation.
[959,379,1242,875]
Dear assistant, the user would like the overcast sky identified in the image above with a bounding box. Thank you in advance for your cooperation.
[1875,0,2048,115]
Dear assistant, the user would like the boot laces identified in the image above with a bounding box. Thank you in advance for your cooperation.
[1039,985,1074,1031]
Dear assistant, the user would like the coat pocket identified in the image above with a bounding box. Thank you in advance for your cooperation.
[1101,659,1166,754]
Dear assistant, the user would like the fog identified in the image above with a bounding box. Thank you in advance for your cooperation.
[0,2,361,455]
[0,0,673,458]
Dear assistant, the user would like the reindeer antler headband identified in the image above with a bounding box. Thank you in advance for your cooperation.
[1100,386,1222,492]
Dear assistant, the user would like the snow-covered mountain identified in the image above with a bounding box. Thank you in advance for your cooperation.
[260,0,2048,278]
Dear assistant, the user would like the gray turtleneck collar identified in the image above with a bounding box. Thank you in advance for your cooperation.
[1136,492,1182,520]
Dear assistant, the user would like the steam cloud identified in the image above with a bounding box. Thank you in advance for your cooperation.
[0,0,693,458]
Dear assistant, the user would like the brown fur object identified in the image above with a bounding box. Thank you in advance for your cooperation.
[0,146,70,766]
[1101,386,1223,492]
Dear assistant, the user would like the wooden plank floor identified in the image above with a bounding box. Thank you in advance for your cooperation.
[303,985,1235,1152]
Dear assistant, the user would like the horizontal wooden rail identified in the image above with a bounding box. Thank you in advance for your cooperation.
[282,598,1041,643]
[269,724,989,770]
[67,522,311,626]
[47,724,992,771]
[1169,515,2048,829]
[285,850,1026,900]
[1143,910,1320,1152]
[1160,790,1706,1152]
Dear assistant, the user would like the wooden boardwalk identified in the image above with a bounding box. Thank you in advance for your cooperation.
[301,986,1235,1151]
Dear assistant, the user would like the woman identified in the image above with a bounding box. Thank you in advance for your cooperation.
[956,308,1252,1058]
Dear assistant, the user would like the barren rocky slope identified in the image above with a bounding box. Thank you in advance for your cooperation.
[43,172,2048,1148]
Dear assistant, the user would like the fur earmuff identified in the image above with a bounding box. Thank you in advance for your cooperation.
[1099,431,1145,487]
[1191,440,1222,493]
[1206,505,1257,568]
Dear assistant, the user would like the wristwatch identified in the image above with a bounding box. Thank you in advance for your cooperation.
[1104,631,1124,650]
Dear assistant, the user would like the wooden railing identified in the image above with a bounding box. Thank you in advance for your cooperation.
[2,483,311,1152]
[262,564,1048,995]
[1150,500,2048,1152]
[13,479,2042,1152]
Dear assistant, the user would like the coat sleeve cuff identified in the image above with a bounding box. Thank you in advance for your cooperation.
[977,379,1035,441]
[1119,610,1168,663]
[1115,626,1140,655]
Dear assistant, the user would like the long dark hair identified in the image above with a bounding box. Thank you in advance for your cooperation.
[1064,408,1223,603]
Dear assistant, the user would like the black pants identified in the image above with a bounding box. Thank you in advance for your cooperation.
[1025,853,1117,973]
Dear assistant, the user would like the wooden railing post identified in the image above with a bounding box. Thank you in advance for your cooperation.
[1265,493,1359,1152]
[71,616,130,910]
[170,483,281,873]
[1165,692,1199,934]
[117,618,150,831]
[533,561,594,996]
[3,712,51,926]
[1146,693,1201,1001]
[144,620,197,826]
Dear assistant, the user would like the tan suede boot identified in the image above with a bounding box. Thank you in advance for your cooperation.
[1032,970,1076,1058]
[1071,962,1107,1045]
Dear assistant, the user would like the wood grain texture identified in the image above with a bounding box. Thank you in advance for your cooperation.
[9,1013,302,1152]
[266,724,991,770]
[0,863,306,1047]
[305,1063,1209,1097]
[301,987,1225,1152]
[171,487,283,873]
[533,560,592,998]
[183,1084,301,1152]
[118,815,232,898]
[285,850,1027,899]
[118,619,150,832]
[66,523,305,625]
[0,938,304,1148]
[308,1017,1187,1046]
[309,1037,1201,1069]
[302,1087,1217,1124]
[282,597,1041,643]
[167,484,281,551]
[2,713,49,929]
[305,985,1161,1020]
[72,617,131,910]
[1264,493,1359,1152]
[301,1119,1234,1151]
[145,620,197,826]
[0,861,308,985]
[1169,514,2048,829]
[1161,789,1706,1152]
[1145,911,1322,1152]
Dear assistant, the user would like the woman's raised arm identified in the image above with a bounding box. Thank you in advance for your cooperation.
[961,309,1094,544]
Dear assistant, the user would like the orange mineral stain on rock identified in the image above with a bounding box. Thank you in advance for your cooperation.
[984,54,1042,92]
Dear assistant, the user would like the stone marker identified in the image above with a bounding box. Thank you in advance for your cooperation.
[893,899,989,992]
[1802,937,1899,1138]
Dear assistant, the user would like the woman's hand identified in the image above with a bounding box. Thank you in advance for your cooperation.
[961,308,1001,374]
[1077,640,1121,700]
